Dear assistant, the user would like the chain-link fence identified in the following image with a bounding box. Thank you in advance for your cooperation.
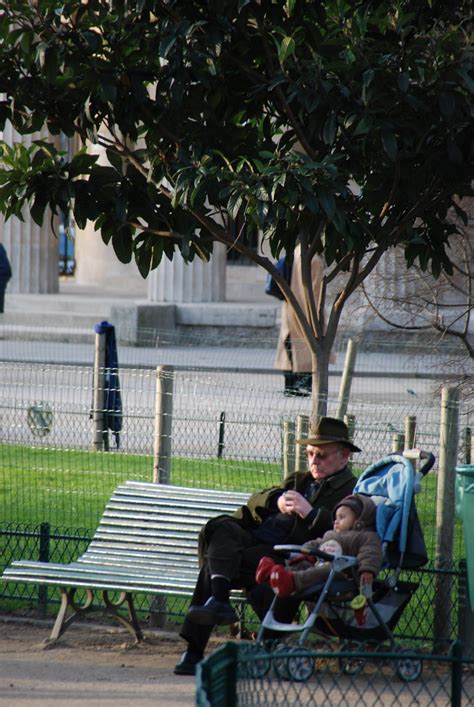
[0,518,467,647]
[0,359,470,529]
[0,327,472,632]
[196,641,474,706]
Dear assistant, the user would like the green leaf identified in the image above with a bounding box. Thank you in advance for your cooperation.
[439,92,455,119]
[30,195,48,227]
[318,192,335,220]
[456,67,474,93]
[112,227,133,264]
[322,112,337,145]
[228,192,243,220]
[136,241,152,277]
[381,131,398,161]
[106,149,125,175]
[100,78,117,103]
[237,0,252,12]
[397,73,409,92]
[279,36,295,65]
[150,239,164,270]
[353,117,371,136]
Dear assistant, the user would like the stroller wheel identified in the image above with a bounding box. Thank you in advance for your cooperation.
[287,647,315,682]
[244,642,271,679]
[338,640,365,675]
[395,649,423,682]
[272,642,290,680]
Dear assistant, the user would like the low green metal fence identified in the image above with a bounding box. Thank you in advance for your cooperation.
[0,521,470,650]
[196,641,474,706]
[0,521,190,623]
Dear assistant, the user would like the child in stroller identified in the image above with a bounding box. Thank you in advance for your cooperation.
[250,449,435,682]
[255,494,383,603]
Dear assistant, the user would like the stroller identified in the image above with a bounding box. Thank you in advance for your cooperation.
[252,449,435,682]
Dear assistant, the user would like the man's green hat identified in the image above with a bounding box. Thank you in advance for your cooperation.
[297,416,361,453]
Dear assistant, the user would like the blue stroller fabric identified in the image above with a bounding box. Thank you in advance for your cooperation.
[94,321,122,449]
[355,455,428,569]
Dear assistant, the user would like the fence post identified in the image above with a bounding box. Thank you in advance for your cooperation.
[153,365,174,484]
[336,337,358,420]
[218,412,226,458]
[282,420,295,479]
[344,414,356,471]
[92,331,106,451]
[451,640,463,707]
[150,365,174,627]
[404,415,417,450]
[38,522,50,617]
[433,386,459,650]
[463,427,471,464]
[457,560,474,658]
[295,415,309,472]
[392,432,405,454]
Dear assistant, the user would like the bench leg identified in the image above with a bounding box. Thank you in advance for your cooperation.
[47,587,94,643]
[46,588,143,645]
[103,591,144,643]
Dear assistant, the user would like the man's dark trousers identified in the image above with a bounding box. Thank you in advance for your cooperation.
[180,518,293,653]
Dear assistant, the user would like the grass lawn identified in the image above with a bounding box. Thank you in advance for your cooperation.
[0,442,465,643]
[0,443,281,530]
[0,442,463,557]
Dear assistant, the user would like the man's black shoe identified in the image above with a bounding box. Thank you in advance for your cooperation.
[174,650,202,676]
[187,596,238,626]
[283,388,310,397]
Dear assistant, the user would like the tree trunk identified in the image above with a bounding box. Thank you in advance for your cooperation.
[310,349,330,422]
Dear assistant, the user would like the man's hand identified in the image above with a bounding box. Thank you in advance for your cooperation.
[277,490,313,518]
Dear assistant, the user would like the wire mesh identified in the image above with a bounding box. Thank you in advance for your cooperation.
[197,641,474,707]
[0,327,472,632]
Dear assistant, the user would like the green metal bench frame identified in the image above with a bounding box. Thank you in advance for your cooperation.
[1,481,248,643]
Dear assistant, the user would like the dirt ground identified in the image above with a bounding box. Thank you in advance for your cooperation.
[0,617,227,706]
[2,616,473,707]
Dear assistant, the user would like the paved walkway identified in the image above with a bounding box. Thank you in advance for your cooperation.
[0,328,468,377]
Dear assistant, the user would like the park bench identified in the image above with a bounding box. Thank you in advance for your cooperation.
[1,481,249,643]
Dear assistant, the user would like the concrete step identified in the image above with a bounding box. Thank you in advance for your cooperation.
[5,293,121,314]
[0,323,94,344]
[1,310,110,330]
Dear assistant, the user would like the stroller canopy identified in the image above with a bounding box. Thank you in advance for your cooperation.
[354,454,428,569]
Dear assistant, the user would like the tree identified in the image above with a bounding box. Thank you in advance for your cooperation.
[0,0,472,421]
[361,220,474,357]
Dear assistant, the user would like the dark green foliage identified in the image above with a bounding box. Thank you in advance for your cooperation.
[0,0,471,276]
[0,2,472,412]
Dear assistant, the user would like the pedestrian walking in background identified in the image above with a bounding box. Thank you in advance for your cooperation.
[274,244,333,396]
[0,243,12,313]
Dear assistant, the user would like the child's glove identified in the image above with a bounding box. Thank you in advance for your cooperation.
[255,556,276,584]
[269,566,295,597]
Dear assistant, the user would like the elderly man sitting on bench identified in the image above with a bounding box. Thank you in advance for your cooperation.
[174,416,361,675]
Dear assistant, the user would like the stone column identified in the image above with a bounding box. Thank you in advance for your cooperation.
[73,141,147,295]
[74,219,146,295]
[0,125,59,294]
[147,241,226,302]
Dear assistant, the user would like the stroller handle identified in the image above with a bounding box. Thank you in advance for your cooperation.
[273,544,336,562]
[402,449,435,476]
